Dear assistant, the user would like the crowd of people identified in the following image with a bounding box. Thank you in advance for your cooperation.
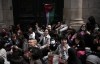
[0,16,100,64]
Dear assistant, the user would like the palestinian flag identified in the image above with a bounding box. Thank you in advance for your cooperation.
[44,3,55,26]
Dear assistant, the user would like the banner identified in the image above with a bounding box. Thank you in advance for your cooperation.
[44,3,55,26]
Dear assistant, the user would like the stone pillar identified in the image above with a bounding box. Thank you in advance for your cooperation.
[63,0,71,25]
[2,0,14,27]
[0,0,6,31]
[0,0,4,26]
[70,0,84,30]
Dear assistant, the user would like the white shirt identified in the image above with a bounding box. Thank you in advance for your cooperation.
[55,44,70,60]
[0,48,10,64]
[40,34,51,49]
[59,24,68,32]
[29,32,35,39]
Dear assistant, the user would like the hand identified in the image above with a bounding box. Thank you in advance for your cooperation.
[63,47,66,51]
[35,24,39,28]
[46,44,50,50]
[11,45,19,49]
[63,45,67,51]
[59,57,65,64]
[24,51,31,59]
[15,46,19,49]
[86,31,91,35]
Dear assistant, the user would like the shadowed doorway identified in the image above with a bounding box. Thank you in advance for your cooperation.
[12,0,63,31]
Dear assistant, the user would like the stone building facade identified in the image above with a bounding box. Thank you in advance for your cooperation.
[0,0,13,28]
[0,0,100,29]
[63,0,100,26]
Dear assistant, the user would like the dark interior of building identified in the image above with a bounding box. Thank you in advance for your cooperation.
[12,0,64,31]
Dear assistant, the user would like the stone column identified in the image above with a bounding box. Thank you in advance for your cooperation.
[2,0,14,27]
[70,0,84,30]
[63,0,71,25]
[0,0,5,30]
[0,0,4,25]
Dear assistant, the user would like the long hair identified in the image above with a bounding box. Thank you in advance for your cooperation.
[29,47,42,60]
[88,16,96,24]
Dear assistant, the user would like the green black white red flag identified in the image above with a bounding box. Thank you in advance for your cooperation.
[44,3,55,26]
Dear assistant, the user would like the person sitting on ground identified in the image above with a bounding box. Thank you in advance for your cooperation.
[86,35,100,64]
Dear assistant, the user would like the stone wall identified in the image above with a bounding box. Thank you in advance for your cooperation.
[63,0,71,26]
[63,0,100,25]
[83,0,100,24]
[0,0,4,26]
[1,0,100,27]
[1,0,14,28]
